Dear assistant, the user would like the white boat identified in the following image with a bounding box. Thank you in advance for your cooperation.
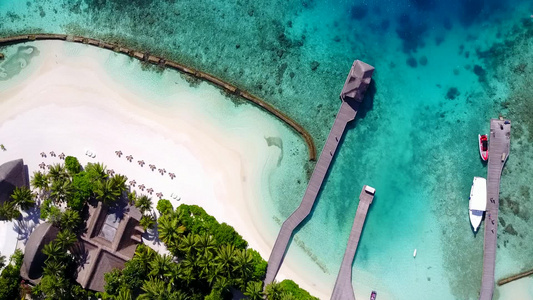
[469,177,487,232]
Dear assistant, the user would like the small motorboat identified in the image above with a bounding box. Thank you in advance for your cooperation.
[469,177,487,232]
[370,291,377,300]
[479,134,488,161]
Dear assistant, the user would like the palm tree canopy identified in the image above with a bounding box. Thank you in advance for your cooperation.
[31,171,49,191]
[10,186,35,210]
[244,281,264,300]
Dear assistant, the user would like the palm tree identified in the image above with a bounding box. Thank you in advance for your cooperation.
[43,260,65,277]
[135,194,152,214]
[31,171,49,195]
[127,190,137,205]
[179,233,197,258]
[84,162,107,182]
[215,244,236,278]
[10,186,35,210]
[177,259,197,286]
[196,249,214,281]
[47,164,68,183]
[233,248,254,287]
[140,215,156,230]
[0,201,21,220]
[133,244,155,272]
[110,174,127,195]
[149,254,174,279]
[42,241,66,262]
[244,281,264,300]
[213,277,232,296]
[116,288,132,300]
[138,278,167,299]
[50,179,71,203]
[195,233,216,256]
[60,209,81,232]
[95,179,121,205]
[158,215,185,248]
[264,281,283,300]
[56,230,77,250]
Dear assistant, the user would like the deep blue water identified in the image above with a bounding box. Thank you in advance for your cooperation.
[1,0,533,299]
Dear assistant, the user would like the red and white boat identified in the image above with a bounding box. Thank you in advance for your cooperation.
[479,134,488,161]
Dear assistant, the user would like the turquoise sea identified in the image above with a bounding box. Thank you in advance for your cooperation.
[1,1,533,299]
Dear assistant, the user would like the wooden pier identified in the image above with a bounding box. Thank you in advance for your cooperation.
[479,118,511,300]
[331,186,375,300]
[264,60,374,286]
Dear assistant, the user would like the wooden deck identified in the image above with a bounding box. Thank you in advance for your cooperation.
[479,118,511,300]
[264,99,361,285]
[331,186,375,300]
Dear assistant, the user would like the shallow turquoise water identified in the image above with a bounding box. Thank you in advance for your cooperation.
[1,1,533,299]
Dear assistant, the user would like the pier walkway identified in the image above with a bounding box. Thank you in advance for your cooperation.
[331,186,375,300]
[264,60,374,285]
[479,118,511,300]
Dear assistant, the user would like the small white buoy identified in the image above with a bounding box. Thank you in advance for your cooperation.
[413,249,417,258]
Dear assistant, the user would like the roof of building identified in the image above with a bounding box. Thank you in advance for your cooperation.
[74,200,144,292]
[0,159,29,204]
[20,222,60,283]
[19,199,144,292]
[340,60,375,102]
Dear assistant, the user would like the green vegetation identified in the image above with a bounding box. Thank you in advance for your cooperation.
[0,186,36,220]
[100,202,315,299]
[101,203,267,299]
[31,230,92,299]
[0,250,24,300]
[6,157,317,299]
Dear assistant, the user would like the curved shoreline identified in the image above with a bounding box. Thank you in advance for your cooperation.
[0,33,317,161]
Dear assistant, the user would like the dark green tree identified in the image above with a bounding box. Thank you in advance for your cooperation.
[244,281,264,300]
[31,170,49,195]
[10,186,35,210]
[156,199,173,215]
[265,281,283,300]
[64,156,81,174]
[135,194,152,214]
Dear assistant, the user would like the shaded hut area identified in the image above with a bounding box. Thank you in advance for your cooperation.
[20,198,143,292]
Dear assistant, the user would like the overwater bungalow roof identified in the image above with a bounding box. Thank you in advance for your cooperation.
[340,60,375,102]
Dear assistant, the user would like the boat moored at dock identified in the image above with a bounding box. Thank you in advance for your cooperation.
[469,176,487,232]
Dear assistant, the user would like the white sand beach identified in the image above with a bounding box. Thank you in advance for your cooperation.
[0,41,330,298]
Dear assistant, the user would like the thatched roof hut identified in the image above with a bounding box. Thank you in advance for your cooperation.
[74,200,143,292]
[20,222,60,284]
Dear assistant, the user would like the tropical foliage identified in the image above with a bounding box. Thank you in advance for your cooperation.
[0,250,24,300]
[31,230,92,300]
[33,159,127,227]
[13,158,317,299]
[0,186,36,220]
[100,203,268,299]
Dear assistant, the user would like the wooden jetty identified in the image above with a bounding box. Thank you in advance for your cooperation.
[497,268,533,286]
[264,60,374,285]
[0,33,316,160]
[479,118,511,300]
[331,185,375,300]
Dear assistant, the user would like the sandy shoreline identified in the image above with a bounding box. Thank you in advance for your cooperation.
[0,41,330,298]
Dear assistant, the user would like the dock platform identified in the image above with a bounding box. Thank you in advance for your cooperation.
[264,60,374,285]
[479,118,511,300]
[331,185,375,300]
